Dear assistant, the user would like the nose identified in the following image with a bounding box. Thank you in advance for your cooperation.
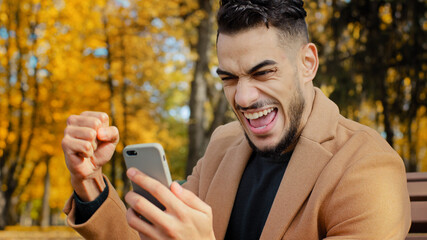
[235,79,259,109]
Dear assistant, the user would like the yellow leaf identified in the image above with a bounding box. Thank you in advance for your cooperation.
[7,132,16,144]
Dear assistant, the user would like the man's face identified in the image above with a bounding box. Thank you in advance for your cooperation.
[217,26,306,154]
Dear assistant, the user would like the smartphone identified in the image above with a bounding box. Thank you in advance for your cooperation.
[123,143,172,213]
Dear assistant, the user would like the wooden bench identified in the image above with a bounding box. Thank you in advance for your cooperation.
[406,172,427,239]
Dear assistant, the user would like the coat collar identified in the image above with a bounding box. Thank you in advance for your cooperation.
[260,88,339,239]
[204,137,253,240]
[300,88,340,144]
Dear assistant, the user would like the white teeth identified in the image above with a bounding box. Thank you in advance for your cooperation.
[244,108,274,120]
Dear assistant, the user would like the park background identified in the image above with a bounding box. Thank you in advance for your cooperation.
[0,0,425,237]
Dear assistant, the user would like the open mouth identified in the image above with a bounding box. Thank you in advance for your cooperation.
[243,107,278,130]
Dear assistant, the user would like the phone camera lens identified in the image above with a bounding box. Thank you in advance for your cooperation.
[127,150,137,156]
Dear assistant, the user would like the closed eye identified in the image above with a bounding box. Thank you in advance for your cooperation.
[220,75,238,81]
[252,68,277,77]
[253,70,270,76]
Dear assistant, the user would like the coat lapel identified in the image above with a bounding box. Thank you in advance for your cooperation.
[205,138,253,240]
[260,88,339,240]
[260,138,333,240]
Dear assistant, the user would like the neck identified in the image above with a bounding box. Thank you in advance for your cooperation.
[297,86,315,135]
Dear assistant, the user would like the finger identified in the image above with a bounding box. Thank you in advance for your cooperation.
[139,232,150,240]
[93,127,119,162]
[64,126,97,141]
[171,182,212,214]
[81,111,109,127]
[97,126,119,143]
[126,201,166,239]
[62,136,94,158]
[125,190,171,226]
[127,168,181,212]
[64,126,98,151]
[67,115,103,130]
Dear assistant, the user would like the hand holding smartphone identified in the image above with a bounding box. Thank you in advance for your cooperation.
[123,143,172,213]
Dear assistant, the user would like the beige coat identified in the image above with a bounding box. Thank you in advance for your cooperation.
[64,88,411,239]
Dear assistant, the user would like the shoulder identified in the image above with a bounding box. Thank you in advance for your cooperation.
[204,121,246,161]
[324,115,400,159]
[204,121,246,155]
[210,121,244,142]
[319,118,411,238]
[321,114,405,184]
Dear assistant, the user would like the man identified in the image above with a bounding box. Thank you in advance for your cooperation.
[62,0,411,239]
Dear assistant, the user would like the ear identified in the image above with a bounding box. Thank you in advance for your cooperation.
[299,43,319,83]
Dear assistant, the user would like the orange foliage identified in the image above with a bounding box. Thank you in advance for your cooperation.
[0,0,197,224]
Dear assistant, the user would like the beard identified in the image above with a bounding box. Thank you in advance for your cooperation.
[245,87,305,159]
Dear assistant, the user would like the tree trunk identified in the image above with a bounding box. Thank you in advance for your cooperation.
[0,0,14,177]
[20,5,41,177]
[365,1,394,147]
[379,78,394,147]
[40,158,51,227]
[103,14,119,187]
[0,4,14,229]
[207,93,229,138]
[119,22,131,195]
[19,201,33,226]
[186,0,214,176]
[0,0,23,229]
[405,0,424,171]
[2,191,19,230]
[0,192,5,229]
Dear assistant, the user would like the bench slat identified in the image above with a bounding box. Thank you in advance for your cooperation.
[411,201,427,222]
[406,235,427,240]
[407,172,427,234]
[408,182,427,201]
[407,172,427,182]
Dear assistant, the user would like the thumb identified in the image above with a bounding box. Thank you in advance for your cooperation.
[93,126,119,166]
[171,182,211,214]
[97,126,119,144]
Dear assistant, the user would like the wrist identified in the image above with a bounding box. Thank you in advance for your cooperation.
[71,173,106,202]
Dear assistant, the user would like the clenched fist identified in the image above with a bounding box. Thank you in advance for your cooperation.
[62,111,119,201]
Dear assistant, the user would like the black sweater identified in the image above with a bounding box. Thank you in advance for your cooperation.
[225,151,291,240]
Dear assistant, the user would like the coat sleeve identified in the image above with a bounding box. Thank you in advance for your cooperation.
[63,176,139,240]
[323,152,411,240]
[182,157,202,195]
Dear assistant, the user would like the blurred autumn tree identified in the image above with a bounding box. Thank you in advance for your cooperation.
[307,0,426,172]
[0,0,204,229]
[0,0,425,230]
[186,0,231,176]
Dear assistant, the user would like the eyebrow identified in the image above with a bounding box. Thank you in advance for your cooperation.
[216,68,237,78]
[247,60,277,74]
[216,59,277,77]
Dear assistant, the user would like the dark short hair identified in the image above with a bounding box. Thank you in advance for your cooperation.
[217,0,309,43]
